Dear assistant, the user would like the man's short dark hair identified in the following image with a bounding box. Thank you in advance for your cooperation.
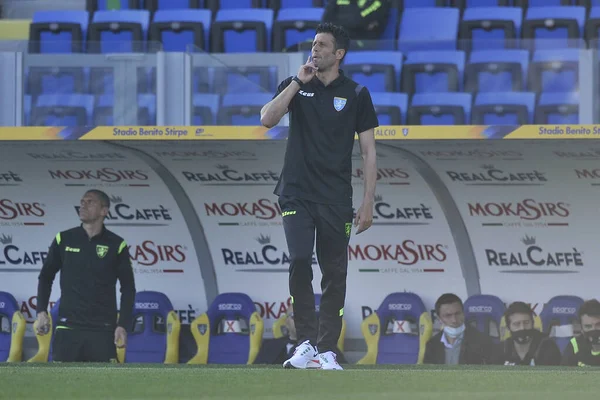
[435,293,463,315]
[315,22,350,60]
[579,299,600,319]
[85,189,110,209]
[504,301,534,326]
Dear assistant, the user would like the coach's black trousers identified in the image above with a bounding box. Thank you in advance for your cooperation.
[278,195,352,353]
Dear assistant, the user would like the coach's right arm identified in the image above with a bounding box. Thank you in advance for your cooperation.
[36,234,63,335]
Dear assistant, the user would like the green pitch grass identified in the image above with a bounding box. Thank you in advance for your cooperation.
[1,364,599,400]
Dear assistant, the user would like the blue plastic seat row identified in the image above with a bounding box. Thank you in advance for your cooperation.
[22,91,579,127]
[29,6,600,54]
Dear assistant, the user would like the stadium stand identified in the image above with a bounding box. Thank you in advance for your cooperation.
[0,1,587,125]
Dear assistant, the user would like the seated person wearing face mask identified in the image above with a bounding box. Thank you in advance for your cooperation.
[424,293,501,365]
[561,299,600,367]
[501,302,561,366]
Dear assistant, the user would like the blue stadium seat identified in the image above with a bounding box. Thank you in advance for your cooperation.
[87,0,136,13]
[93,94,114,125]
[539,295,584,353]
[268,0,323,10]
[535,91,579,124]
[357,292,433,365]
[398,8,459,52]
[193,67,214,93]
[408,92,472,125]
[371,92,408,124]
[193,94,220,124]
[188,292,263,365]
[207,0,263,13]
[402,0,445,7]
[459,7,522,52]
[401,50,465,95]
[24,95,32,125]
[122,291,180,363]
[465,49,529,92]
[464,294,507,344]
[0,292,26,362]
[211,9,274,53]
[525,0,566,6]
[29,11,89,53]
[529,49,579,93]
[149,9,212,52]
[213,67,274,94]
[145,0,203,13]
[456,0,510,7]
[138,94,157,125]
[272,8,323,52]
[88,10,151,53]
[373,10,399,51]
[522,6,586,50]
[31,94,94,126]
[342,51,403,92]
[472,91,536,124]
[27,67,87,96]
[217,93,273,125]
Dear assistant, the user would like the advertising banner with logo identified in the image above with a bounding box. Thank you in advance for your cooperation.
[0,141,207,334]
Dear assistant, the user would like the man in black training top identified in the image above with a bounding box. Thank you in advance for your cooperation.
[35,190,136,362]
[501,302,561,366]
[260,23,378,371]
[561,299,600,367]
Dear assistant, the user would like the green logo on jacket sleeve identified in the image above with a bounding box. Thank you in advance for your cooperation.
[345,223,352,238]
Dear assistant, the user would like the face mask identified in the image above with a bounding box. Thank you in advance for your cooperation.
[443,324,465,338]
[584,330,600,345]
[511,328,536,344]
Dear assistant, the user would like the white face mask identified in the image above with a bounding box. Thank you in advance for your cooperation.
[443,324,465,338]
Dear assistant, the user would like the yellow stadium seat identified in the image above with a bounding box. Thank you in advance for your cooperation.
[0,20,31,40]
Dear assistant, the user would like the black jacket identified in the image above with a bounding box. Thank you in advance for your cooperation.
[502,331,561,366]
[424,326,501,365]
[561,334,600,366]
[37,225,136,331]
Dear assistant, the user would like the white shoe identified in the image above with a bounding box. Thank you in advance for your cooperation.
[283,340,321,369]
[318,351,343,370]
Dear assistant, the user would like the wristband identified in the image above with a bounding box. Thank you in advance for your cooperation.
[292,76,303,86]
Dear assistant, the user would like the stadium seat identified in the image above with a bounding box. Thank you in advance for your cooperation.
[522,6,586,50]
[193,67,213,93]
[472,91,536,124]
[138,94,157,125]
[149,9,212,52]
[207,0,263,13]
[31,94,95,126]
[93,94,114,125]
[397,8,459,53]
[217,93,273,125]
[463,294,507,344]
[459,7,523,52]
[121,291,181,363]
[357,292,432,365]
[29,10,89,53]
[29,298,60,363]
[402,0,445,7]
[455,0,511,7]
[401,50,465,95]
[28,67,86,97]
[87,0,137,13]
[24,95,32,125]
[539,295,584,353]
[408,92,472,125]
[188,292,263,364]
[193,94,220,124]
[211,9,274,53]
[528,49,579,93]
[145,0,203,13]
[342,51,403,92]
[272,293,347,352]
[465,49,529,92]
[535,91,579,124]
[371,92,408,124]
[524,0,567,6]
[0,292,26,362]
[585,6,600,49]
[213,66,274,94]
[93,93,156,125]
[268,0,323,10]
[88,10,151,53]
[272,8,323,52]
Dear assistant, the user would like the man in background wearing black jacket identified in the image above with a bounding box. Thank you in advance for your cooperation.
[424,293,500,365]
[35,190,136,362]
[562,299,600,367]
[501,302,561,366]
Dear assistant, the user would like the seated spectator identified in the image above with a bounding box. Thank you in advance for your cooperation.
[501,302,561,366]
[424,293,501,365]
[562,299,600,367]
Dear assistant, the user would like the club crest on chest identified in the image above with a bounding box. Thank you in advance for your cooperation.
[333,97,347,111]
